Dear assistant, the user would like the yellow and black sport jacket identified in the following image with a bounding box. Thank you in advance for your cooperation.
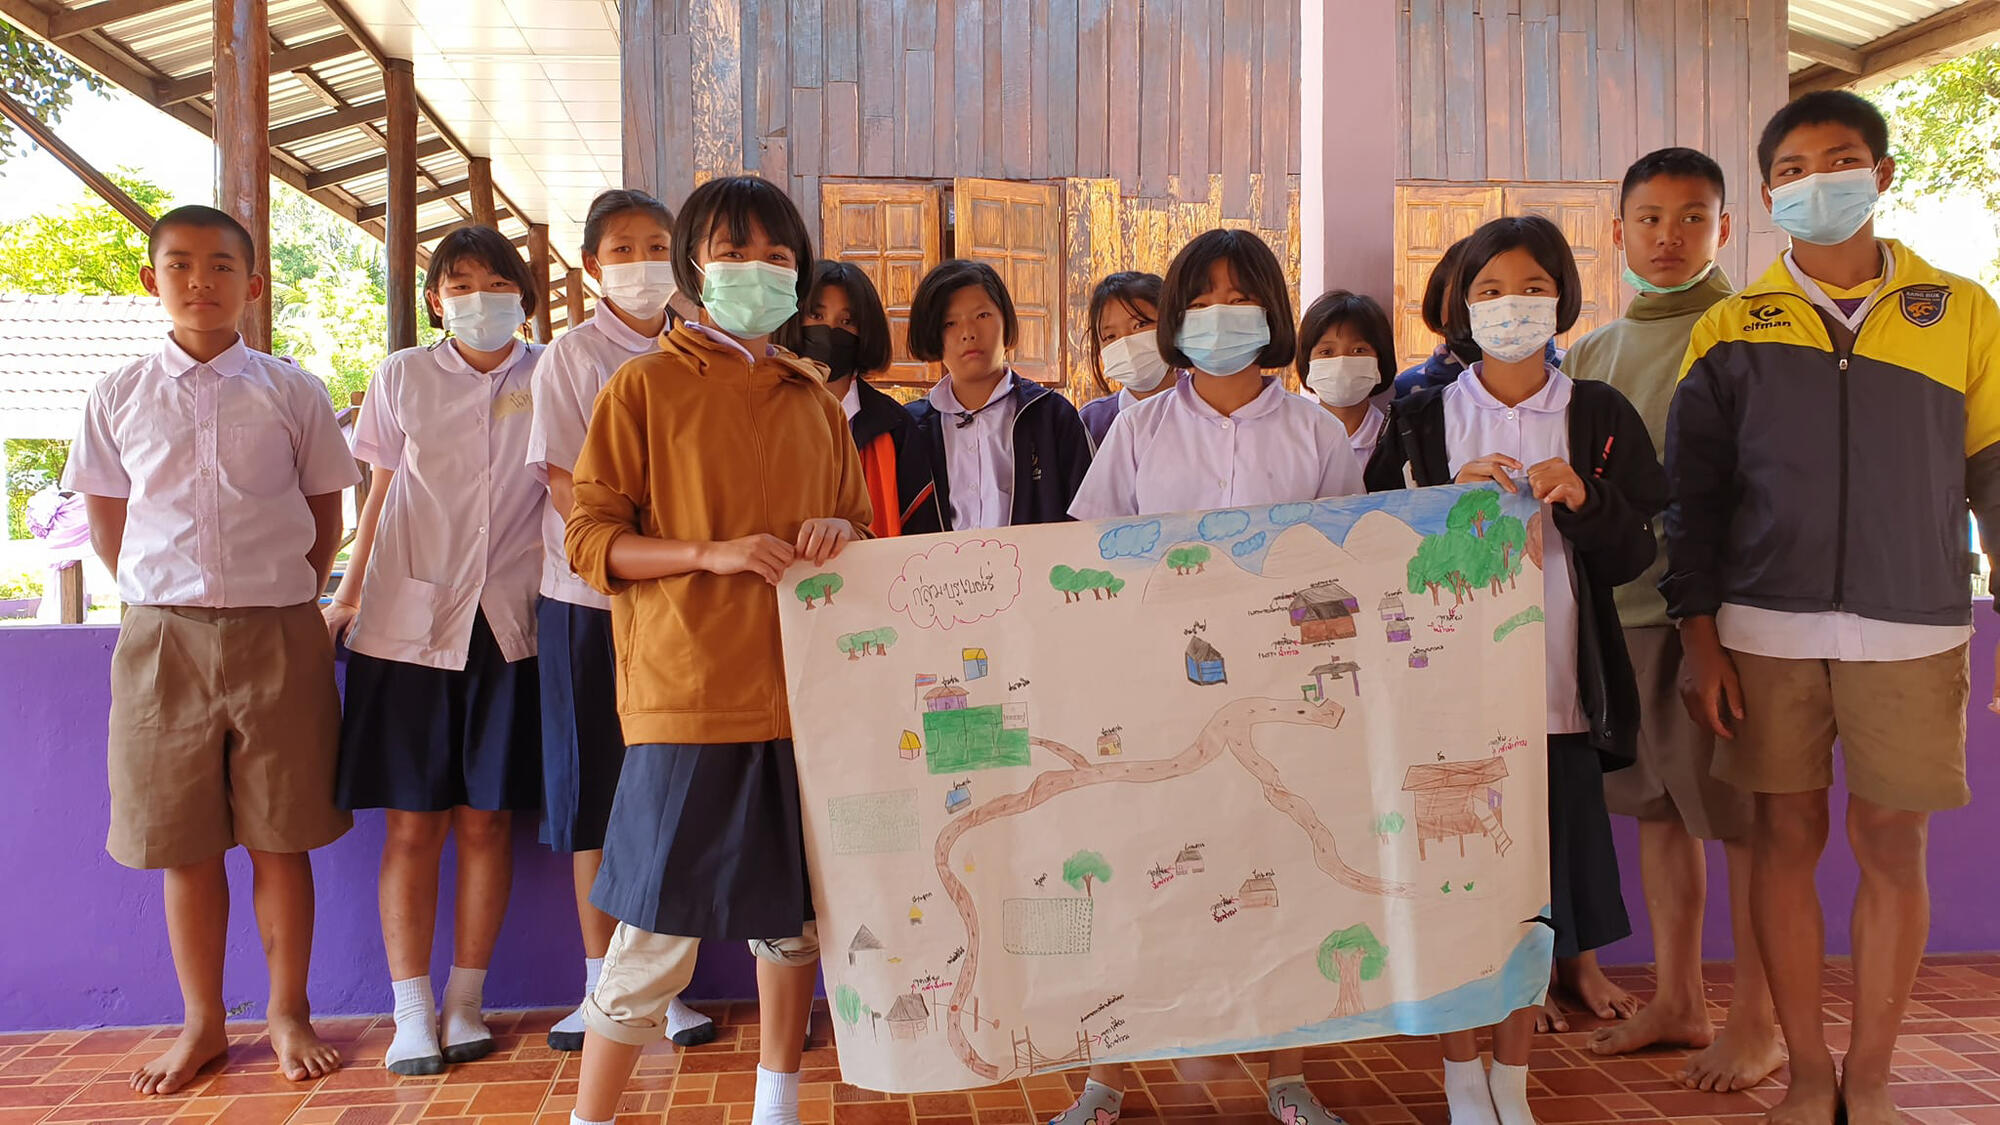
[1662,240,2000,625]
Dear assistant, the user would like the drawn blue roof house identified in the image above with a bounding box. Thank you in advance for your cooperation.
[1185,637,1226,685]
[945,781,972,814]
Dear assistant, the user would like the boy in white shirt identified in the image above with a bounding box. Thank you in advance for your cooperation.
[64,206,360,1095]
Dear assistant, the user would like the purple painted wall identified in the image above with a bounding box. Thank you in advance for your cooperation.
[4,619,1998,1032]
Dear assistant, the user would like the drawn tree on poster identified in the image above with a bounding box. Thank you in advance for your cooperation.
[796,573,844,609]
[1166,545,1211,575]
[1372,811,1406,843]
[1409,531,1484,606]
[1051,566,1123,602]
[838,627,900,658]
[1448,490,1502,539]
[835,984,863,1026]
[1062,850,1112,898]
[1488,514,1527,592]
[1318,923,1389,1018]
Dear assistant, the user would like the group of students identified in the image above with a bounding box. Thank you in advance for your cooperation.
[67,87,1998,1125]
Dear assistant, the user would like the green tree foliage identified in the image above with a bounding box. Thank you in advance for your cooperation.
[1050,565,1123,602]
[795,573,843,608]
[1165,545,1211,575]
[837,627,899,658]
[1371,811,1406,842]
[1878,45,2000,286]
[0,26,105,168]
[1049,564,1078,602]
[1318,923,1389,1018]
[0,170,168,294]
[1487,514,1527,593]
[1408,530,1485,606]
[1062,849,1112,897]
[834,984,863,1026]
[1448,489,1501,539]
[5,438,69,539]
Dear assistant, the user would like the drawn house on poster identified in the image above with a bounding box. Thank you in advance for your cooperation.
[1381,594,1412,642]
[962,648,990,680]
[1173,845,1205,876]
[924,685,970,712]
[887,992,931,1040]
[1290,582,1360,642]
[1401,759,1514,860]
[1238,874,1278,908]
[1185,637,1227,685]
[849,925,884,965]
[898,730,923,760]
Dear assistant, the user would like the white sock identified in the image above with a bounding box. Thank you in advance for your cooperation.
[552,957,605,1036]
[570,1114,614,1125]
[441,965,491,1048]
[752,1065,801,1125]
[1444,1058,1500,1125]
[1050,1079,1123,1125]
[667,996,712,1037]
[1487,1062,1535,1125]
[385,976,441,1070]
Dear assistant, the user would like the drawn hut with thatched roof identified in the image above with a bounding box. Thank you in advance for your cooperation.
[1401,758,1513,860]
[887,992,931,1040]
[1289,581,1360,642]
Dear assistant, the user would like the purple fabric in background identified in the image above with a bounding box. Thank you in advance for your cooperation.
[4,619,1998,1031]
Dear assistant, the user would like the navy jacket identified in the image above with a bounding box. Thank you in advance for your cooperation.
[850,378,945,536]
[907,378,1093,530]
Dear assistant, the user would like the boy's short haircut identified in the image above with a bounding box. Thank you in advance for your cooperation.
[1156,228,1296,372]
[1620,146,1728,211]
[147,204,256,266]
[906,259,1019,363]
[580,188,675,258]
[1756,89,1890,183]
[670,175,816,307]
[1442,215,1584,343]
[1296,289,1397,393]
[424,225,538,329]
[778,261,894,374]
[1086,271,1164,393]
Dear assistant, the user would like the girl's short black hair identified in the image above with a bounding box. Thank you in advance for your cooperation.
[778,261,894,374]
[1441,215,1583,345]
[580,188,675,258]
[424,224,536,329]
[1157,229,1296,372]
[906,259,1018,363]
[1085,271,1164,394]
[1295,289,1397,393]
[670,175,816,307]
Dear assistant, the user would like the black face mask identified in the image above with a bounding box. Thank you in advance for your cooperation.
[798,324,862,382]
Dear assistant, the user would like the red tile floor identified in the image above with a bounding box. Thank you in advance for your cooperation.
[6,956,2000,1125]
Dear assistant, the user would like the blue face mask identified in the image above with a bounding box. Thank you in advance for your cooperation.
[698,260,800,338]
[1621,256,1715,297]
[1769,166,1880,247]
[1176,304,1271,376]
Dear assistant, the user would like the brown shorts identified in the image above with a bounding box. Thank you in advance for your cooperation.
[1604,626,1753,840]
[107,603,351,869]
[1716,645,1971,813]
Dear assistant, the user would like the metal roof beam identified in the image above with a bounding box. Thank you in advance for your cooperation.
[302,137,447,188]
[1792,0,2000,95]
[49,0,193,39]
[417,211,511,242]
[355,178,470,220]
[268,101,385,147]
[158,33,360,105]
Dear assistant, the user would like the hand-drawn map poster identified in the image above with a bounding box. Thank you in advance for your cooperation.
[777,485,1555,1093]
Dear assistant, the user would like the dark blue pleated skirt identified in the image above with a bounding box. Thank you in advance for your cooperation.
[589,740,813,941]
[1548,733,1630,958]
[336,612,542,812]
[535,596,627,851]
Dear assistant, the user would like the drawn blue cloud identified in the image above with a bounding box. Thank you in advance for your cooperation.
[1099,521,1163,559]
[1231,532,1268,558]
[1197,510,1252,541]
[1270,502,1315,527]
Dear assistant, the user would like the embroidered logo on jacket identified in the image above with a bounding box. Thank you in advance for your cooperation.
[1901,286,1949,328]
[1744,303,1791,332]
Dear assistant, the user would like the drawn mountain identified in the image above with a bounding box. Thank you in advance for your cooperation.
[1140,540,1257,604]
[1336,509,1427,568]
[1258,523,1363,583]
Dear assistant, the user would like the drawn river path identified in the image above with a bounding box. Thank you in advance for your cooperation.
[930,695,1416,1081]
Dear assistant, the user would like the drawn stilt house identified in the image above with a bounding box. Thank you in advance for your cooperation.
[1290,581,1360,643]
[1401,759,1514,860]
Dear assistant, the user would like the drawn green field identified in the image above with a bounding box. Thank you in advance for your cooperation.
[923,705,1031,774]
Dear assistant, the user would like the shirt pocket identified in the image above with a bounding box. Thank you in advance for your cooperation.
[222,422,299,496]
[362,574,448,644]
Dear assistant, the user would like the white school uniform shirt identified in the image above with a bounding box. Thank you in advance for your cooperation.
[929,371,1021,530]
[527,305,662,610]
[346,338,545,670]
[1348,403,1388,472]
[62,335,360,607]
[1443,365,1588,736]
[1069,375,1363,521]
[1716,244,1968,662]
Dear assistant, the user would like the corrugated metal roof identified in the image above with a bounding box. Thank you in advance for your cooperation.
[1789,0,1974,70]
[0,295,171,440]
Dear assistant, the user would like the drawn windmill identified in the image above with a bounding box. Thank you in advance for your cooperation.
[1401,758,1513,859]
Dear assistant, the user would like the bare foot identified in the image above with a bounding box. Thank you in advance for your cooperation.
[1841,1074,1906,1125]
[270,1014,342,1083]
[1682,1020,1785,1092]
[1534,995,1571,1034]
[1588,1000,1714,1056]
[129,1023,228,1096]
[1557,957,1640,1020]
[1767,1066,1840,1125]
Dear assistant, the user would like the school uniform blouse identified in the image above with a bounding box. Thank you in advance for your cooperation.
[63,335,360,608]
[1347,403,1388,471]
[1442,365,1587,735]
[347,337,546,671]
[527,305,661,611]
[927,372,1021,530]
[1069,375,1363,521]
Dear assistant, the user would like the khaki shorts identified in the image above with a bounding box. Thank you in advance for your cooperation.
[1717,645,1970,813]
[1604,626,1753,840]
[586,921,819,1045]
[107,603,351,869]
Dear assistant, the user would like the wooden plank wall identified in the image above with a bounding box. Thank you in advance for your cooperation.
[1396,0,1787,286]
[626,0,1302,246]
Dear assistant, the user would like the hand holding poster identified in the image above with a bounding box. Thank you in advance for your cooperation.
[778,486,1554,1093]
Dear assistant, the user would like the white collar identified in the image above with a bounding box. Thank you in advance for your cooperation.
[930,370,1016,416]
[436,336,527,379]
[1458,364,1571,414]
[1784,241,1895,332]
[592,302,664,353]
[162,334,250,378]
[841,378,862,420]
[1174,375,1287,423]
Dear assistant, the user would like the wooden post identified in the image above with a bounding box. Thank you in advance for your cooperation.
[528,223,553,343]
[384,57,419,353]
[468,157,499,228]
[566,267,586,330]
[212,0,270,350]
[57,564,85,625]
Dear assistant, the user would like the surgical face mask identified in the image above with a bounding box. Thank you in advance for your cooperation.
[1621,254,1715,296]
[597,260,678,315]
[1176,304,1271,377]
[697,260,800,339]
[1467,295,1559,364]
[1769,166,1881,246]
[440,291,523,353]
[798,323,862,381]
[1100,329,1172,394]
[1306,355,1381,408]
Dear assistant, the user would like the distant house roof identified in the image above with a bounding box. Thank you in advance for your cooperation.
[925,684,968,700]
[887,993,929,1022]
[1379,594,1404,608]
[1240,875,1276,895]
[0,295,171,439]
[850,925,884,952]
[1175,845,1203,863]
[1186,636,1223,662]
[1290,581,1356,616]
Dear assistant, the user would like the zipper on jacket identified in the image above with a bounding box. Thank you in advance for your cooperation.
[1008,382,1044,525]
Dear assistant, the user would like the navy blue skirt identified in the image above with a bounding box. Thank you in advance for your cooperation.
[336,612,543,812]
[536,597,627,851]
[1548,733,1630,958]
[590,740,813,941]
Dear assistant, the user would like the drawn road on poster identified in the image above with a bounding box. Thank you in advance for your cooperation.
[929,696,1417,1080]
